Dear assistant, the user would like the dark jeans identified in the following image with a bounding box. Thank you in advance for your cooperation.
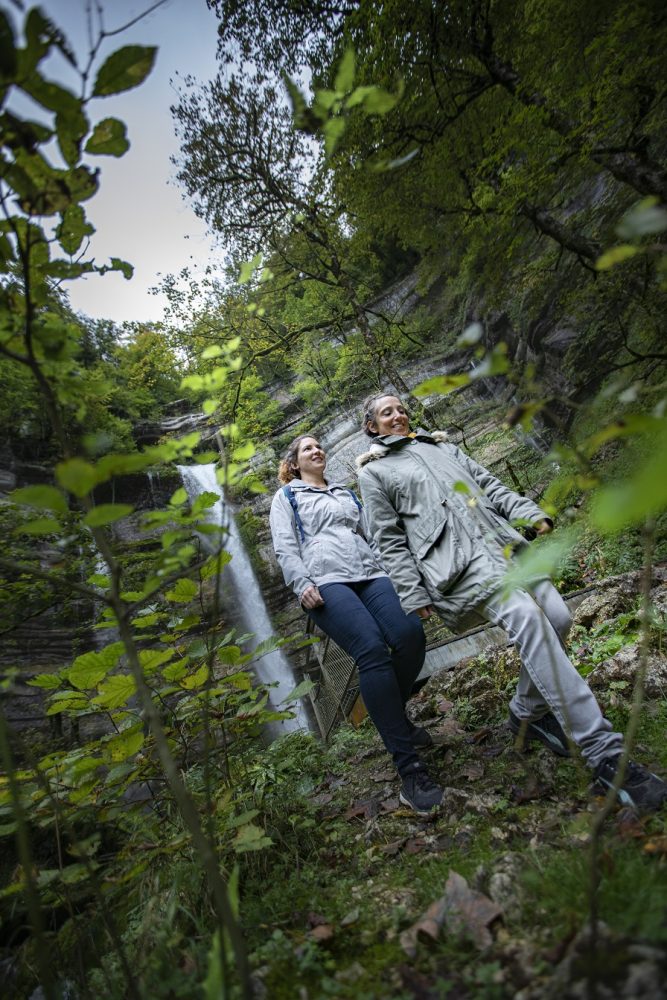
[309,577,426,774]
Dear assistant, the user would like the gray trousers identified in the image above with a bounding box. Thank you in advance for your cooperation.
[481,580,623,768]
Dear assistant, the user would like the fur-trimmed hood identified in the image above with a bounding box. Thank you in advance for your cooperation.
[355,429,449,469]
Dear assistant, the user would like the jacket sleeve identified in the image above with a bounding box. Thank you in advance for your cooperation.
[453,446,551,527]
[269,490,314,602]
[358,467,432,613]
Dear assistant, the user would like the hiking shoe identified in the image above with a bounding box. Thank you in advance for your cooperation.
[592,756,667,813]
[407,721,434,749]
[508,709,571,758]
[399,764,442,816]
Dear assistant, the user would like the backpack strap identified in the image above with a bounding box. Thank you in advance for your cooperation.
[282,484,305,543]
[346,488,363,514]
[283,485,363,544]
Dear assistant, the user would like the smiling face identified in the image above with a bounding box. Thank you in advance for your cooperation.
[295,437,326,480]
[369,396,410,437]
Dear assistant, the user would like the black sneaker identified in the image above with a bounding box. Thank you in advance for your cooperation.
[508,709,571,758]
[592,756,667,813]
[399,764,442,816]
[407,721,434,749]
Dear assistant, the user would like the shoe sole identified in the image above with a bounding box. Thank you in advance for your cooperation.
[398,791,441,816]
[509,718,571,758]
[591,775,667,813]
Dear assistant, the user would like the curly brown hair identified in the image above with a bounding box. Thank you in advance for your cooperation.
[277,434,321,484]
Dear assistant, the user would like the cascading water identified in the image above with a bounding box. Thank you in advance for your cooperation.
[177,463,307,733]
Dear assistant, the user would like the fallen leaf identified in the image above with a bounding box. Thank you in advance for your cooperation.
[644,835,667,856]
[344,799,379,821]
[380,838,406,856]
[307,911,328,928]
[309,924,335,942]
[400,870,503,957]
[310,791,334,806]
[615,809,646,839]
[459,761,484,780]
[468,726,493,744]
[405,837,428,855]
[437,699,454,714]
[510,776,550,803]
[400,896,448,957]
[439,717,465,736]
[380,796,400,813]
[371,768,395,783]
[441,870,503,949]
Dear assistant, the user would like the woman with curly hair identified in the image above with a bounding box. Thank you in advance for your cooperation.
[270,433,442,815]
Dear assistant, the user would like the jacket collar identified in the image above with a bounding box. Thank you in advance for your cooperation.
[356,429,448,468]
[288,478,347,491]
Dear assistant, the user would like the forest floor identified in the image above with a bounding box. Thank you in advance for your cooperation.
[241,570,667,1000]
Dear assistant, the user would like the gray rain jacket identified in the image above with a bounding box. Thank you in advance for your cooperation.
[356,430,550,624]
[269,479,387,603]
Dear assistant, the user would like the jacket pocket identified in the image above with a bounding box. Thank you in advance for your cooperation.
[409,508,448,560]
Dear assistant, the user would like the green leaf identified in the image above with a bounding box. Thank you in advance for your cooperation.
[201,550,232,579]
[67,643,124,690]
[499,528,578,599]
[180,663,209,690]
[203,931,224,1000]
[139,648,175,673]
[108,257,133,279]
[470,344,509,378]
[595,244,640,270]
[46,692,88,715]
[85,117,129,156]
[370,147,420,172]
[92,46,157,97]
[616,197,667,239]
[232,441,255,461]
[11,484,68,514]
[233,822,273,853]
[0,10,17,78]
[56,458,97,498]
[201,344,223,359]
[92,674,136,710]
[16,517,60,536]
[592,422,667,532]
[83,503,134,527]
[202,398,218,415]
[456,322,484,347]
[414,373,470,397]
[323,117,346,158]
[170,487,188,506]
[334,48,355,93]
[28,674,61,690]
[104,727,144,763]
[165,578,198,603]
[280,678,315,702]
[239,252,263,285]
[359,85,401,115]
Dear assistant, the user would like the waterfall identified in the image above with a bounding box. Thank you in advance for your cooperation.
[177,463,307,733]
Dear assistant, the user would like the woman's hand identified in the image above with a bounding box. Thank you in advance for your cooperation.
[415,605,434,620]
[534,519,553,536]
[300,584,325,609]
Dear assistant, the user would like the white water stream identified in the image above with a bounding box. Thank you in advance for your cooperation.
[177,463,307,733]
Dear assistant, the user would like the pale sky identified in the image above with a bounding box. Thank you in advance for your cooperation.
[27,0,221,325]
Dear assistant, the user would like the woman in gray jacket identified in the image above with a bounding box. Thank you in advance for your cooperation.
[270,433,442,814]
[357,394,667,813]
